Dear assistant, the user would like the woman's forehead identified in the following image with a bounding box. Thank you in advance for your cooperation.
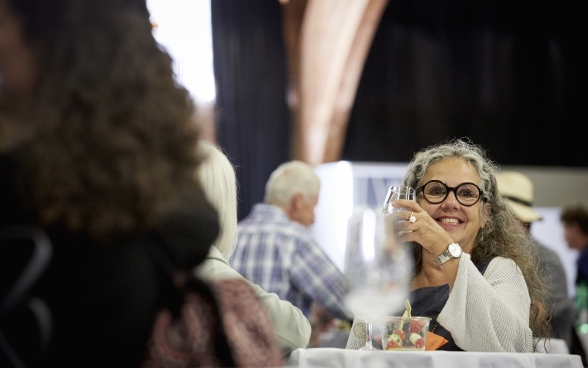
[422,158,480,185]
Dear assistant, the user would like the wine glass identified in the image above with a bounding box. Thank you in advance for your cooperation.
[382,185,416,236]
[382,185,416,215]
[344,206,412,350]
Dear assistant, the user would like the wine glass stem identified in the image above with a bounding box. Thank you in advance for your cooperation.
[366,321,374,349]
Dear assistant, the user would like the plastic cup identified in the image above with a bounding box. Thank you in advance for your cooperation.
[379,316,431,351]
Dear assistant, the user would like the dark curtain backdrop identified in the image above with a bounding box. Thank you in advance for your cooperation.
[212,0,585,221]
[343,1,584,164]
[211,0,291,221]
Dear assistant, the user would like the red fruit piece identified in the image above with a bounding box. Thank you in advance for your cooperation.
[414,338,425,349]
[386,341,400,350]
[408,320,424,334]
[394,329,406,340]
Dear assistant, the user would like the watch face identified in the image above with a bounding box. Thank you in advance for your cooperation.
[448,243,461,257]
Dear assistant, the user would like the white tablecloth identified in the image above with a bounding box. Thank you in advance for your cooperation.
[286,348,583,368]
[534,338,569,354]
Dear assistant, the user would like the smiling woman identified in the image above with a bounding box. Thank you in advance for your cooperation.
[346,138,550,352]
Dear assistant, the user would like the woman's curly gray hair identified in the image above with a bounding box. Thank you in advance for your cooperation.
[403,138,550,348]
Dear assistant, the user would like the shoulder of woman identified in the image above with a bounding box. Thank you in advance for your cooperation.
[485,257,524,278]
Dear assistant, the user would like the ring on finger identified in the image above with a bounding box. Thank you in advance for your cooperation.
[409,212,417,223]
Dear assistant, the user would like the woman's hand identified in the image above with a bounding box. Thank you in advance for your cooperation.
[390,199,461,289]
[389,199,454,257]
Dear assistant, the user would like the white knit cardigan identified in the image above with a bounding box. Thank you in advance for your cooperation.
[345,252,533,352]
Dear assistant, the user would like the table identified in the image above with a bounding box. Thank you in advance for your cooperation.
[534,338,569,354]
[286,348,583,368]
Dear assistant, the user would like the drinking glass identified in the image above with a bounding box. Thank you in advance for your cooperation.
[382,185,416,215]
[344,206,412,350]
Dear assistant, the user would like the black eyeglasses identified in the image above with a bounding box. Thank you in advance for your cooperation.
[416,180,484,206]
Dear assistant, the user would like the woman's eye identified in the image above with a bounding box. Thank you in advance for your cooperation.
[429,188,445,196]
[458,190,475,198]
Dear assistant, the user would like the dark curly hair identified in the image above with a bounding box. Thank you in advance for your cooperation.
[0,0,206,237]
[403,138,550,349]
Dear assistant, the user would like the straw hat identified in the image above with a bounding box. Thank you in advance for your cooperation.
[495,171,543,223]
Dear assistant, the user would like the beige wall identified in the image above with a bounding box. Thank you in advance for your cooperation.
[500,166,588,207]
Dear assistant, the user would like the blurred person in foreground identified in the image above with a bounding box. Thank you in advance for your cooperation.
[346,138,549,351]
[496,171,574,348]
[0,0,220,366]
[230,161,353,344]
[194,140,311,356]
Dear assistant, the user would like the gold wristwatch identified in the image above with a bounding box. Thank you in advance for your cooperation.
[435,243,462,266]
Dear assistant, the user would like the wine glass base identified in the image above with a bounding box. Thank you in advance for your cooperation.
[359,346,378,351]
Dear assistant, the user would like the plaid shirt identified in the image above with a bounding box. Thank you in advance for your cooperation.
[229,204,352,320]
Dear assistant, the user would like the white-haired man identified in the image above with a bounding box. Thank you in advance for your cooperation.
[230,161,353,340]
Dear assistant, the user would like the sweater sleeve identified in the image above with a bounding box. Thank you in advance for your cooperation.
[197,249,311,356]
[246,280,311,355]
[437,253,533,352]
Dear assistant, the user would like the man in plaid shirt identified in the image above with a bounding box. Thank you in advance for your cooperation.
[230,161,353,334]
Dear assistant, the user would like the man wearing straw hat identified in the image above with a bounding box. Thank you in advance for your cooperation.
[496,171,574,348]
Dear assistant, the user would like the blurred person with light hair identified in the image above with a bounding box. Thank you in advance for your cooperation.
[196,140,239,258]
[263,161,321,227]
[195,141,311,356]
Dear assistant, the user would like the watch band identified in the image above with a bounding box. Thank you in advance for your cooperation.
[435,243,461,266]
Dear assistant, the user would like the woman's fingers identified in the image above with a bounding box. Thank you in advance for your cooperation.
[390,199,419,212]
[386,202,449,253]
[385,211,416,238]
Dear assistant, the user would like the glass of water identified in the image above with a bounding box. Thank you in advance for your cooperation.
[382,185,416,215]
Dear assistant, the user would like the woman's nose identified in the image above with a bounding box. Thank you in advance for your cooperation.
[441,190,460,208]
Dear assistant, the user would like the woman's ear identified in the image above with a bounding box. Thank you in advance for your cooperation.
[480,202,491,228]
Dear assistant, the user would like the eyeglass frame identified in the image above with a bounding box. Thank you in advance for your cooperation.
[415,180,485,207]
